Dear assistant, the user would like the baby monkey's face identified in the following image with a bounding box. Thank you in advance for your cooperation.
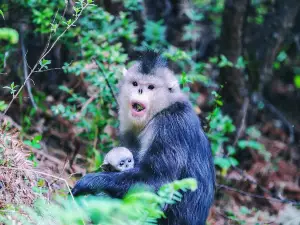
[115,155,134,171]
[102,147,134,172]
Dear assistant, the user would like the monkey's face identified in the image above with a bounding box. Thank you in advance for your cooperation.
[118,64,181,131]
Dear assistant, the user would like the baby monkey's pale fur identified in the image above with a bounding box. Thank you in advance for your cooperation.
[101,147,134,172]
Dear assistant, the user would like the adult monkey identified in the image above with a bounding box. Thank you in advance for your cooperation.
[72,50,215,225]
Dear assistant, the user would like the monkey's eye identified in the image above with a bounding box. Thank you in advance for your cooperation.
[119,161,125,166]
[132,81,138,87]
[148,85,155,90]
[128,159,132,163]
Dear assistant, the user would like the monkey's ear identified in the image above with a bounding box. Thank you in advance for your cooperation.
[168,81,179,93]
[101,163,114,172]
[122,67,128,77]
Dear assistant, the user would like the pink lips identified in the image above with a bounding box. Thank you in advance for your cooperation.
[131,102,146,117]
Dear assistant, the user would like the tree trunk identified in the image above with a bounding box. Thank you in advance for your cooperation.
[245,0,300,93]
[219,0,248,108]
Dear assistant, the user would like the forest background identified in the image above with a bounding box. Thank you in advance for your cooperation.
[0,0,300,224]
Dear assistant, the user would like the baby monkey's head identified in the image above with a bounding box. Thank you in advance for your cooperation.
[101,147,134,172]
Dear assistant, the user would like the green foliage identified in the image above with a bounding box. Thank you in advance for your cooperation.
[0,9,4,19]
[192,0,224,36]
[39,59,52,70]
[48,5,137,168]
[273,51,288,70]
[143,20,167,47]
[0,178,197,225]
[294,75,300,88]
[124,0,143,11]
[17,0,65,34]
[0,28,19,44]
[209,54,246,69]
[0,101,8,111]
[248,1,268,25]
[207,94,268,173]
[3,82,19,96]
[0,28,19,73]
[24,135,42,149]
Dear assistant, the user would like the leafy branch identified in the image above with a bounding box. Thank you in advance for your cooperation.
[0,0,93,123]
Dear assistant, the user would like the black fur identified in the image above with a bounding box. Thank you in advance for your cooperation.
[72,101,215,225]
[138,50,168,74]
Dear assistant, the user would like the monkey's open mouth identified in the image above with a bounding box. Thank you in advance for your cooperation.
[132,102,145,112]
[131,102,146,116]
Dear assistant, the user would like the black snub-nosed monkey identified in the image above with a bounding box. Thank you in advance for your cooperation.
[72,50,215,225]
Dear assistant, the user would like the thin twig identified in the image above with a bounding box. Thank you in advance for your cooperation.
[233,97,249,147]
[232,165,279,200]
[79,92,99,117]
[0,113,22,130]
[217,183,300,205]
[92,58,119,107]
[62,0,69,18]
[48,157,69,186]
[20,24,37,109]
[24,50,33,71]
[215,209,276,225]
[251,92,294,144]
[33,67,63,73]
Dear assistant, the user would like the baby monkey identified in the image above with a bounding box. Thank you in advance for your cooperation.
[101,147,134,172]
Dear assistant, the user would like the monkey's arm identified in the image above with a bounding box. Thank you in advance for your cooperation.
[71,153,180,198]
[72,168,140,197]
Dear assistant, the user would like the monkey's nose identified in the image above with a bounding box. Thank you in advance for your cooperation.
[138,89,143,94]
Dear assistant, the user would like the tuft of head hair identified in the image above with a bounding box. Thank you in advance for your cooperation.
[138,50,168,75]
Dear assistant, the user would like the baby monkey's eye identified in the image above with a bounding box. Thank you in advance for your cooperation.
[128,159,132,162]
[119,161,125,166]
[148,85,155,90]
[132,81,138,86]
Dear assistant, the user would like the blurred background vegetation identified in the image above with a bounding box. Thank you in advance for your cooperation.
[0,0,300,224]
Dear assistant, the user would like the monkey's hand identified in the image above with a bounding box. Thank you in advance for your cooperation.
[71,169,139,197]
[72,173,104,196]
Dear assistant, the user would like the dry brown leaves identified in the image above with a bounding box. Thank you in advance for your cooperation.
[0,127,39,208]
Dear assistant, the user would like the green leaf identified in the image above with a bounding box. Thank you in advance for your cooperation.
[246,126,261,139]
[0,101,7,111]
[294,75,300,89]
[50,23,58,33]
[273,61,280,70]
[277,51,287,62]
[235,56,246,69]
[209,56,218,64]
[226,145,236,156]
[214,157,232,169]
[0,28,19,44]
[0,9,4,20]
[237,140,264,151]
[240,206,250,215]
[228,157,239,166]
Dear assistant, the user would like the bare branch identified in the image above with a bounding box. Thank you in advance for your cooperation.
[20,24,37,109]
[217,183,300,205]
